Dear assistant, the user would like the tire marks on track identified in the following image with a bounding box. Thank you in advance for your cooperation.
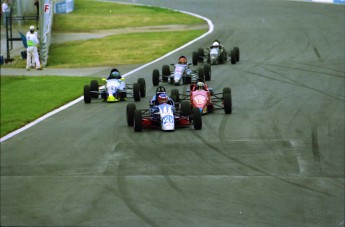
[116,159,160,227]
[191,128,331,196]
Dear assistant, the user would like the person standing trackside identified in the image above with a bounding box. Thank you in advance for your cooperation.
[1,0,10,26]
[26,25,42,70]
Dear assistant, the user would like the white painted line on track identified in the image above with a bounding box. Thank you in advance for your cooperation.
[0,6,214,143]
[0,97,84,143]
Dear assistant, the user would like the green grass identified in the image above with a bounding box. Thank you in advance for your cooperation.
[53,0,204,32]
[0,76,101,137]
[47,30,206,68]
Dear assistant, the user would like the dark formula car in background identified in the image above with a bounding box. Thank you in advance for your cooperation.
[193,40,240,65]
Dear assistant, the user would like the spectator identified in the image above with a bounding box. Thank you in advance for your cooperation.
[1,0,10,26]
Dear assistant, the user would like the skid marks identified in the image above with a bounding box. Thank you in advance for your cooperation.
[191,117,331,196]
[116,159,159,227]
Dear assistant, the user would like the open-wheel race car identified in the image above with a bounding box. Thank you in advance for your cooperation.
[83,68,146,103]
[192,40,240,65]
[126,86,202,132]
[170,80,232,115]
[152,56,211,86]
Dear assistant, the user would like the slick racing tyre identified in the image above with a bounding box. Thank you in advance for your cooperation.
[162,65,170,82]
[83,85,91,103]
[181,100,191,116]
[230,50,236,65]
[192,51,198,66]
[126,103,136,126]
[152,69,160,86]
[223,87,231,96]
[137,78,146,97]
[90,80,99,98]
[223,93,232,114]
[171,89,180,102]
[234,46,240,62]
[203,64,211,81]
[133,83,140,102]
[192,107,202,130]
[198,67,205,81]
[198,48,204,62]
[134,110,143,132]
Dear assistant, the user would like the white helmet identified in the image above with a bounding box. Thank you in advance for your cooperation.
[212,41,220,47]
[30,25,35,31]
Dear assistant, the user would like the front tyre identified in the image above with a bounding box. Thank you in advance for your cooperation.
[223,93,232,114]
[90,80,99,98]
[134,110,142,132]
[192,107,202,130]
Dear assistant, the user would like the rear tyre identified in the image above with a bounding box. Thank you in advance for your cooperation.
[192,51,198,66]
[83,85,91,103]
[126,103,136,126]
[198,48,204,62]
[230,50,236,64]
[204,64,211,81]
[90,80,99,98]
[192,107,202,130]
[234,46,240,62]
[198,67,205,81]
[133,83,140,102]
[223,93,232,114]
[162,65,170,82]
[152,69,160,86]
[181,100,191,116]
[171,89,180,102]
[134,110,142,132]
[137,78,146,97]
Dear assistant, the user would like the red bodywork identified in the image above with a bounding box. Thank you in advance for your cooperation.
[189,83,213,114]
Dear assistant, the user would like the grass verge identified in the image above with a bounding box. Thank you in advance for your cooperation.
[47,30,206,68]
[53,0,205,32]
[0,76,101,138]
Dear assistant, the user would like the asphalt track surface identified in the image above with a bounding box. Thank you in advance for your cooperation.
[1,0,344,226]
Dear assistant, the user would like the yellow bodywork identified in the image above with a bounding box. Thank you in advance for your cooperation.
[107,94,119,102]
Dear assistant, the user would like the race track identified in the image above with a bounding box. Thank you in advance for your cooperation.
[1,0,344,226]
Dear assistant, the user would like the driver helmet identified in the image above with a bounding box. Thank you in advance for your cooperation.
[212,41,220,47]
[157,93,168,104]
[197,81,205,90]
[178,56,187,64]
[110,70,121,79]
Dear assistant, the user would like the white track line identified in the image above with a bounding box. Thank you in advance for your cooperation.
[0,7,214,143]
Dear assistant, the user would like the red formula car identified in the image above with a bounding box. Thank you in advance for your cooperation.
[171,80,232,114]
